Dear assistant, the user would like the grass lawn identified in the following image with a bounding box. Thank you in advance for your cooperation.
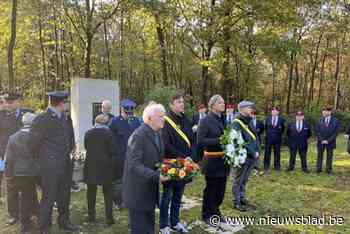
[1,137,350,233]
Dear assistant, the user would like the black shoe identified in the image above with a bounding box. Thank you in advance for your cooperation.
[302,169,310,173]
[263,170,269,175]
[326,170,332,175]
[106,217,115,226]
[59,222,80,232]
[286,168,294,172]
[234,203,247,212]
[7,217,18,225]
[241,199,249,206]
[316,170,322,174]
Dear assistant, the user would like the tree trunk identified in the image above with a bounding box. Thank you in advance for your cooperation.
[103,20,112,80]
[38,0,47,102]
[8,0,18,91]
[317,37,329,106]
[286,53,294,114]
[308,32,323,107]
[154,12,168,86]
[334,40,341,109]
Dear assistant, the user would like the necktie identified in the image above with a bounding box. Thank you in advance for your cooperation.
[154,132,161,150]
[325,117,329,127]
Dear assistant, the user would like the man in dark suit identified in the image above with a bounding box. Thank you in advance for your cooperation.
[191,104,207,162]
[29,91,79,234]
[264,106,285,173]
[0,93,36,225]
[250,110,264,144]
[123,103,169,234]
[250,110,264,171]
[315,106,339,174]
[192,104,207,129]
[109,100,140,208]
[225,103,236,125]
[286,111,312,173]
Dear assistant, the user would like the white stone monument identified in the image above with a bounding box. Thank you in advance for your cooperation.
[70,78,120,151]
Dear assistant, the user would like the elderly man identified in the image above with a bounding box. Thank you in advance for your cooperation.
[4,112,40,234]
[123,102,169,234]
[29,91,78,234]
[231,101,260,212]
[99,100,114,123]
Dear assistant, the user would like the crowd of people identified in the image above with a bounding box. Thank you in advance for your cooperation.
[0,90,344,234]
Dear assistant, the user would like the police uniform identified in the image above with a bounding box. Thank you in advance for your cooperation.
[29,91,78,233]
[109,99,141,206]
[0,93,37,225]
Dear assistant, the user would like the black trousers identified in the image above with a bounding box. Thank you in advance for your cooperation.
[7,176,39,219]
[112,179,123,206]
[39,166,72,231]
[129,209,155,234]
[264,142,281,170]
[87,184,113,220]
[317,144,334,172]
[12,177,38,232]
[202,176,227,220]
[288,146,308,171]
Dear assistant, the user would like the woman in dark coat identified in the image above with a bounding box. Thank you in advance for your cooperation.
[84,114,119,225]
[197,95,230,227]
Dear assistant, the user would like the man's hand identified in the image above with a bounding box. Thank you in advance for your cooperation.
[192,125,198,132]
[255,152,259,159]
[160,175,170,182]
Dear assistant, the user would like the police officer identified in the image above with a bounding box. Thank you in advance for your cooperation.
[286,111,311,173]
[232,101,260,212]
[315,106,339,174]
[29,91,79,234]
[109,98,141,208]
[264,106,285,173]
[0,93,36,225]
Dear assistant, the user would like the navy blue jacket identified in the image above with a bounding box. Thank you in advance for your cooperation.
[29,108,75,175]
[109,115,140,178]
[250,119,264,144]
[287,121,312,149]
[315,116,339,149]
[265,116,285,144]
